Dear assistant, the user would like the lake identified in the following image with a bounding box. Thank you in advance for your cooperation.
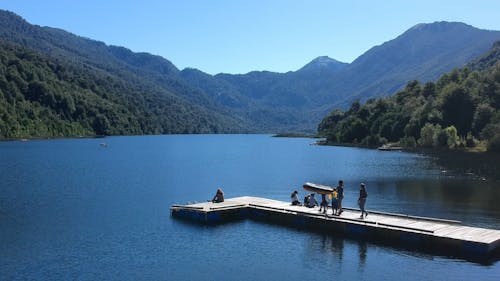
[0,134,499,280]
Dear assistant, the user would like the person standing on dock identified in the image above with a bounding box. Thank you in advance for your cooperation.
[331,188,339,215]
[337,180,344,215]
[358,183,368,219]
[319,193,328,214]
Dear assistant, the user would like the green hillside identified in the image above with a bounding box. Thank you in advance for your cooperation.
[0,10,250,139]
[1,10,499,136]
[0,41,246,139]
[318,42,500,152]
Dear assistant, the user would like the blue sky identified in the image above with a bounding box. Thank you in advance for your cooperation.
[1,1,499,74]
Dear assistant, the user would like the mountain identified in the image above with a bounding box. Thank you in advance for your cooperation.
[328,21,500,105]
[317,40,500,151]
[0,10,249,138]
[296,56,348,73]
[186,21,500,132]
[1,9,499,136]
[211,21,500,132]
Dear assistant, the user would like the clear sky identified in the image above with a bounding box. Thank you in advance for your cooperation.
[1,1,499,74]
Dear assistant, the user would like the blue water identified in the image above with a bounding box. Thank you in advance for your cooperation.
[0,135,499,280]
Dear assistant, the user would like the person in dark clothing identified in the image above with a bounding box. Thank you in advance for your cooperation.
[337,180,344,215]
[358,183,368,219]
[319,193,328,214]
[304,194,310,206]
[306,193,318,208]
[212,188,224,203]
[331,188,339,216]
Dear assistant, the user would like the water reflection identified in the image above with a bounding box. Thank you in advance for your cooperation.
[331,236,344,262]
[358,241,367,269]
[307,231,499,267]
[343,178,500,229]
[306,233,372,270]
[420,149,500,181]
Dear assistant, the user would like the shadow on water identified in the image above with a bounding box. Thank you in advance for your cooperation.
[170,213,246,228]
[302,222,500,266]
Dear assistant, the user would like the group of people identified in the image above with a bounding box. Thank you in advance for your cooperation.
[291,180,368,219]
[211,181,369,220]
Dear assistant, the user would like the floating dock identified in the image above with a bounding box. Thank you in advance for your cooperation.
[171,196,500,256]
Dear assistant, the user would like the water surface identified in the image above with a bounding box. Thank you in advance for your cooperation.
[0,135,498,280]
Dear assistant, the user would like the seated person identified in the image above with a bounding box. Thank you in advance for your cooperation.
[212,188,224,203]
[305,193,318,208]
[304,194,310,206]
[291,190,301,205]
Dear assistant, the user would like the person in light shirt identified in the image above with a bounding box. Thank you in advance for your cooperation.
[291,190,301,205]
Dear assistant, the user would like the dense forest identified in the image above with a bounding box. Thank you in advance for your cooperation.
[318,42,500,152]
[0,41,246,139]
[1,10,500,139]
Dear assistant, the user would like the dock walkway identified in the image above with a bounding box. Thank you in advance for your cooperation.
[171,196,500,255]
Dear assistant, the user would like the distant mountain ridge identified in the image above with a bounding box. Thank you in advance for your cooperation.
[222,21,500,107]
[336,21,500,102]
[1,9,499,135]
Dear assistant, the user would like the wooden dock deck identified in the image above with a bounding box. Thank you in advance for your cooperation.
[170,196,500,256]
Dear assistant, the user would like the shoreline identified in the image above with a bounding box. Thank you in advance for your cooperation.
[0,135,106,142]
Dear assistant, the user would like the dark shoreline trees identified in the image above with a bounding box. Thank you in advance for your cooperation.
[318,43,500,152]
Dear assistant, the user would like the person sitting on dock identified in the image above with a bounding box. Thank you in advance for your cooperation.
[358,183,368,219]
[331,188,339,215]
[291,190,301,206]
[337,180,345,215]
[305,193,318,208]
[212,188,224,203]
[304,194,310,206]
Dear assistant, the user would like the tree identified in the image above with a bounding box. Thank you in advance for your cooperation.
[422,82,436,98]
[347,100,361,114]
[444,126,459,148]
[419,123,440,147]
[440,83,475,135]
[338,117,368,143]
[487,133,500,152]
[433,125,447,147]
[472,103,494,135]
[404,118,421,139]
[318,109,344,135]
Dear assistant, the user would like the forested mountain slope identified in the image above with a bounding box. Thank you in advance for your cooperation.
[1,10,499,135]
[318,41,500,152]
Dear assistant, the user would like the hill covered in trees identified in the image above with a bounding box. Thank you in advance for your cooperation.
[0,11,250,139]
[180,21,500,132]
[318,42,500,152]
[1,10,500,137]
[0,41,247,139]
